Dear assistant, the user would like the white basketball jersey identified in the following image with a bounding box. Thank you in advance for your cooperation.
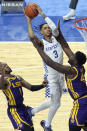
[43,36,63,79]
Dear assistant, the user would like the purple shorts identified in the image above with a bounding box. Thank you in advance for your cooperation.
[7,104,33,130]
[69,95,87,126]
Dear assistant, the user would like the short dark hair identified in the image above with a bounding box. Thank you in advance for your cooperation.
[75,51,86,66]
[40,23,47,30]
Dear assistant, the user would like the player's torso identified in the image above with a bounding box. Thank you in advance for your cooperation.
[43,36,63,77]
[66,66,87,100]
[3,75,23,106]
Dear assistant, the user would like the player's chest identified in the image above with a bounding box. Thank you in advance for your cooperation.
[44,42,61,52]
[8,79,22,88]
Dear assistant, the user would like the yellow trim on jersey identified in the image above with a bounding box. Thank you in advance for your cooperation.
[5,76,17,80]
[67,78,79,99]
[12,82,22,88]
[10,108,33,128]
[66,67,80,99]
[70,67,78,80]
[71,101,77,120]
[19,88,22,96]
[71,100,84,126]
[79,95,87,100]
[11,108,20,129]
[3,79,16,106]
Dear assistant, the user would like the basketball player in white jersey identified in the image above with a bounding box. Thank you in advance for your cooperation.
[25,5,65,131]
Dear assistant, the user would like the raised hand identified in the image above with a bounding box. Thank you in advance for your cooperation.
[57,19,60,31]
[24,12,32,21]
[36,5,43,15]
[36,5,46,18]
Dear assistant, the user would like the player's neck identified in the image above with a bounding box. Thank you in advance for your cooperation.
[44,36,52,42]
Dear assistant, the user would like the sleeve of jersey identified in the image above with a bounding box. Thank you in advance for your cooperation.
[45,17,59,37]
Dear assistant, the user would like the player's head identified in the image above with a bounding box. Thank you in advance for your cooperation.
[40,23,52,37]
[0,62,12,74]
[68,51,86,66]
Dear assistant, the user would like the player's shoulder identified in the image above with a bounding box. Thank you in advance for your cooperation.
[16,75,23,81]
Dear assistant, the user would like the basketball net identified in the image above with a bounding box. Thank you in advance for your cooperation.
[74,18,87,50]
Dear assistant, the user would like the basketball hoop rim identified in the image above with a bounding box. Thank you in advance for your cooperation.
[74,18,87,31]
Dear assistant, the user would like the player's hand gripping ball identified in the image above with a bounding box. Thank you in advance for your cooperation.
[24,3,39,19]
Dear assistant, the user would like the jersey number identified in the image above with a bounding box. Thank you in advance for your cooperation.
[53,50,58,58]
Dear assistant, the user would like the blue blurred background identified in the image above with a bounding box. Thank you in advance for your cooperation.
[0,0,87,41]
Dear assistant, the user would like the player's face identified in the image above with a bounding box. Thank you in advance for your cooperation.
[68,55,77,66]
[5,64,12,74]
[41,24,52,37]
[0,63,12,74]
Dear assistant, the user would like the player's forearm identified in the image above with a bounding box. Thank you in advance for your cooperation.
[58,31,74,58]
[45,17,59,37]
[36,47,71,74]
[22,80,45,91]
[45,17,56,29]
[39,12,46,19]
[27,19,35,39]
[40,11,56,30]
[38,7,59,36]
[30,84,44,92]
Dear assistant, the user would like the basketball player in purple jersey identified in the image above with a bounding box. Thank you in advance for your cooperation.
[0,62,47,131]
[31,20,87,131]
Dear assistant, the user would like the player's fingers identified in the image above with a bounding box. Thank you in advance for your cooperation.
[36,5,42,12]
[36,4,40,7]
[24,14,29,19]
[24,12,30,19]
[57,19,60,30]
[36,5,39,10]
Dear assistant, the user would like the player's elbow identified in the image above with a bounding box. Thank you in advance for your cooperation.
[29,36,35,41]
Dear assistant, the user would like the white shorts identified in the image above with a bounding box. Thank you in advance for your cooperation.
[45,73,65,97]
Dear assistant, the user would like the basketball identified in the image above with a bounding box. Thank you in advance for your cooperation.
[24,3,39,19]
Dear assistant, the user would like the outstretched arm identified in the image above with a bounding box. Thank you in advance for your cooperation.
[25,15,44,49]
[55,20,74,58]
[18,76,47,92]
[36,6,74,58]
[36,5,59,37]
[34,46,76,75]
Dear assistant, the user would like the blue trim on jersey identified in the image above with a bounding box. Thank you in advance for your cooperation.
[43,38,52,43]
[43,61,48,79]
[45,84,50,98]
